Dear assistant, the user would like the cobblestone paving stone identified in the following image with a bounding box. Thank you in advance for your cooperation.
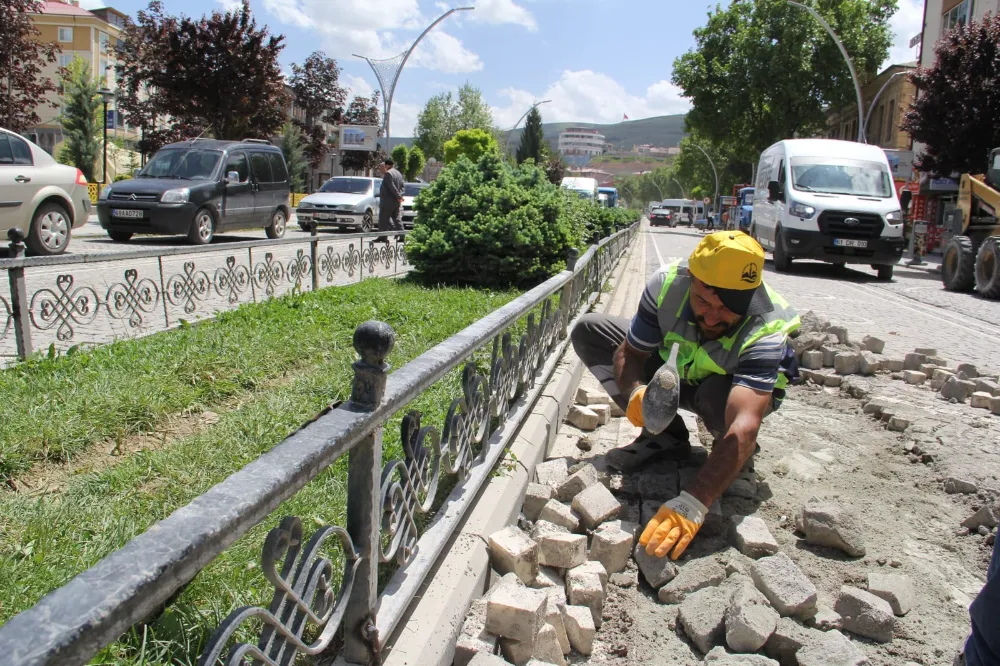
[532,226,989,665]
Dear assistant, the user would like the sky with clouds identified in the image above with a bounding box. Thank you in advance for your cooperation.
[81,0,925,137]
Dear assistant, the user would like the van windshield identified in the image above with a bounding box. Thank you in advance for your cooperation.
[320,178,372,194]
[140,149,222,180]
[790,157,893,198]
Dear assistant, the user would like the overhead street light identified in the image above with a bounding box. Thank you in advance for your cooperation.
[691,143,719,224]
[786,0,865,143]
[354,6,474,154]
[672,178,686,199]
[98,87,114,183]
[505,99,551,156]
[863,70,909,141]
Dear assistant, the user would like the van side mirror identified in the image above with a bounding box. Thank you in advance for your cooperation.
[226,171,240,184]
[767,180,783,202]
[899,190,912,214]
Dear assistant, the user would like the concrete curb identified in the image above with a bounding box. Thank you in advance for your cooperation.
[380,233,643,666]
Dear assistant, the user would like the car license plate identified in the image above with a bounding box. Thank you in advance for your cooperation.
[112,208,143,219]
[833,238,868,248]
[313,213,335,220]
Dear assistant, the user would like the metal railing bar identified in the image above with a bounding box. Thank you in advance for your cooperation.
[374,284,607,641]
[0,231,411,270]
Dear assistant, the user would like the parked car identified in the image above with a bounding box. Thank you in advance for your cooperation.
[296,177,381,232]
[751,138,904,279]
[401,182,429,228]
[97,138,290,245]
[649,207,675,227]
[0,127,91,255]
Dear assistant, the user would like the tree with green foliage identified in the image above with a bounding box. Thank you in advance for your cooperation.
[516,106,546,165]
[406,146,426,181]
[57,58,102,183]
[281,122,308,193]
[672,0,896,180]
[0,0,59,132]
[443,129,499,165]
[901,14,1000,177]
[289,50,347,182]
[414,83,496,160]
[391,143,409,171]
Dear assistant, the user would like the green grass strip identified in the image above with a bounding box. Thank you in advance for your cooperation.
[0,278,517,664]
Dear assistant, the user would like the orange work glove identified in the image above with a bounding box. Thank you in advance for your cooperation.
[639,491,707,560]
[625,385,646,428]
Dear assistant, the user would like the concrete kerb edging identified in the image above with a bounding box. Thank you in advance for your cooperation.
[379,233,641,666]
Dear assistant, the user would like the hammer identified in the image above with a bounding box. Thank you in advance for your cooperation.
[643,343,681,435]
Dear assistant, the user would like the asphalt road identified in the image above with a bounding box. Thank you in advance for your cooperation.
[67,213,361,255]
[644,226,1000,372]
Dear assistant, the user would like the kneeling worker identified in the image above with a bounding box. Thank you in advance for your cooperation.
[571,231,800,560]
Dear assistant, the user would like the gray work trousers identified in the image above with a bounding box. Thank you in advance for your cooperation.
[378,199,403,233]
[570,313,774,440]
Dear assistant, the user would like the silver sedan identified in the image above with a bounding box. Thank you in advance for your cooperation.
[0,128,92,255]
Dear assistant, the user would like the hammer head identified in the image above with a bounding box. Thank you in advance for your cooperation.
[643,344,680,435]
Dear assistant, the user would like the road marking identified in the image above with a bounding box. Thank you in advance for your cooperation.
[649,230,666,267]
[840,282,1000,342]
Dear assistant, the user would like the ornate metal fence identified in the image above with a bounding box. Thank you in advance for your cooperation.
[0,222,637,666]
[0,228,410,363]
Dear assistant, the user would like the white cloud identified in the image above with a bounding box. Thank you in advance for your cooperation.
[77,0,104,8]
[215,0,242,11]
[389,101,421,138]
[407,30,483,73]
[492,70,691,129]
[884,0,924,68]
[469,0,537,31]
[343,74,375,99]
[261,0,516,74]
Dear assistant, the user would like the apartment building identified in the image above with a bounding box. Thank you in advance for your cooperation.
[826,63,917,150]
[24,0,132,155]
[918,0,1000,68]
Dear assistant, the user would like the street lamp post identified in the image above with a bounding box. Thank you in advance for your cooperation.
[863,70,908,141]
[354,7,473,154]
[672,178,686,199]
[786,0,864,143]
[98,88,114,184]
[691,143,719,225]
[505,99,551,157]
[651,181,665,201]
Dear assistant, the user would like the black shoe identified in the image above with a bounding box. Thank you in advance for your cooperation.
[606,430,691,472]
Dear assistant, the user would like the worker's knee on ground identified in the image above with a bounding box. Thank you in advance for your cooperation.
[690,375,732,434]
[570,313,605,359]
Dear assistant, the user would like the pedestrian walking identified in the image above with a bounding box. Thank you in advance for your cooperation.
[571,231,800,560]
[376,157,405,243]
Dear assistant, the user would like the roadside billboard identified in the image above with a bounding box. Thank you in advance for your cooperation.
[340,125,378,152]
[884,149,914,181]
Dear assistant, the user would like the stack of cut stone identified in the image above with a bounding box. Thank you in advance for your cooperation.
[792,312,905,388]
[565,387,616,431]
[629,499,906,665]
[456,458,635,665]
[885,349,1000,414]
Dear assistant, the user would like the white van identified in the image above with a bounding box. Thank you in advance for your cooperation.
[751,139,905,279]
[561,177,599,201]
[659,198,694,225]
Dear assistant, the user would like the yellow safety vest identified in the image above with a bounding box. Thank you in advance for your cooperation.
[655,261,800,389]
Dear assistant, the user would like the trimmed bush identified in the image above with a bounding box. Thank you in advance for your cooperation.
[443,128,499,165]
[407,152,585,289]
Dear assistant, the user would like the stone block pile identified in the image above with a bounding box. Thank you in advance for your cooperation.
[790,311,1000,432]
[460,450,633,665]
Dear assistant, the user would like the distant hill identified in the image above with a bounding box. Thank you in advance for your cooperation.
[390,113,688,155]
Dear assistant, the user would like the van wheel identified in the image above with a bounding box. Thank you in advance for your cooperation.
[188,207,216,245]
[942,235,976,292]
[266,209,286,239]
[974,236,1000,299]
[362,210,375,232]
[875,264,894,281]
[27,202,72,255]
[773,228,792,272]
[108,231,133,243]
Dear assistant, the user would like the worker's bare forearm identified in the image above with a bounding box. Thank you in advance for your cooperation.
[613,340,650,398]
[686,422,758,509]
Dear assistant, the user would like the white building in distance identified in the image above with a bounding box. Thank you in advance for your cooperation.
[558,128,605,157]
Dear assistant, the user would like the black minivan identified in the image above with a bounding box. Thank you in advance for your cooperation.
[97,139,291,244]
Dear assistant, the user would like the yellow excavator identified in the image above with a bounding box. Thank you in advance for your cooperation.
[941,147,1000,298]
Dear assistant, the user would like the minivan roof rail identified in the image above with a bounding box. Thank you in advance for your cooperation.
[242,138,271,145]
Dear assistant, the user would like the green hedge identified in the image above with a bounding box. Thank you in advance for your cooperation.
[407,153,585,289]
[407,152,640,289]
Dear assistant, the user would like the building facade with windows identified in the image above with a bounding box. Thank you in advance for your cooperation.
[24,1,131,157]
[826,63,917,151]
[558,128,605,157]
